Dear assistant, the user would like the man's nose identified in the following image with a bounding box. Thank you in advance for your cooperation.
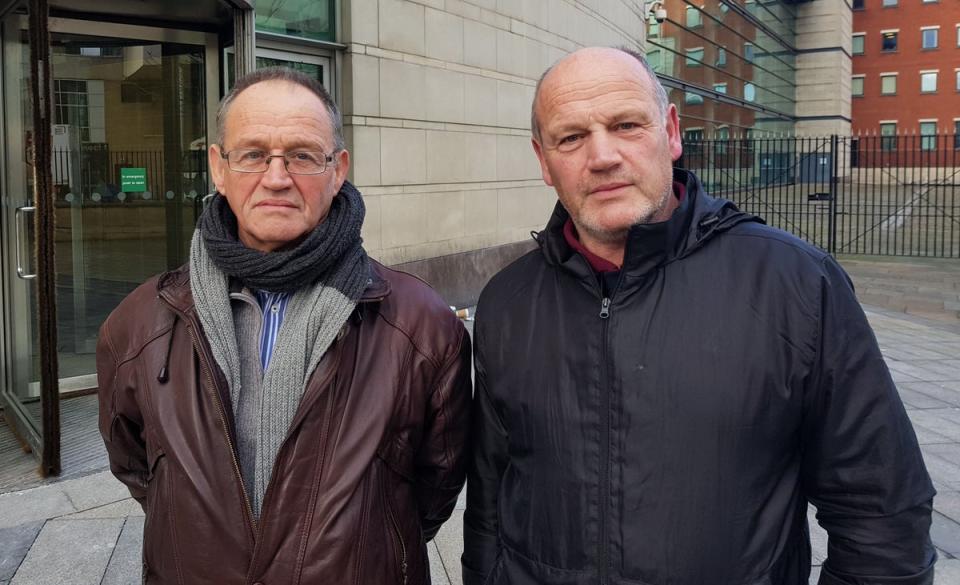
[586,132,622,172]
[260,155,294,189]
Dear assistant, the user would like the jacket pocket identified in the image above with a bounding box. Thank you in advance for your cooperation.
[380,460,409,585]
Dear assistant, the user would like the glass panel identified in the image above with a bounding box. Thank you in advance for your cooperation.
[882,32,898,51]
[852,77,864,96]
[1,8,42,440]
[254,0,335,42]
[852,35,864,55]
[47,33,207,378]
[920,122,937,151]
[920,72,937,93]
[256,55,323,82]
[881,75,897,94]
[922,29,938,49]
[880,123,897,151]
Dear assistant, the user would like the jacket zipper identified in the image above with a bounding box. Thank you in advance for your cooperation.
[383,469,408,585]
[598,294,612,584]
[159,297,258,540]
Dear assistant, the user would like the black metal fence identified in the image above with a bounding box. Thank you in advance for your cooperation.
[678,133,960,258]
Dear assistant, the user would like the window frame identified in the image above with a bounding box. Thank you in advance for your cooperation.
[880,121,898,152]
[685,6,703,28]
[880,73,898,95]
[851,75,865,97]
[921,26,939,50]
[852,33,865,55]
[685,47,705,67]
[881,30,899,52]
[920,70,938,94]
[684,91,705,105]
[919,120,937,151]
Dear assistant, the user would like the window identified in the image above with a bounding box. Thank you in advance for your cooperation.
[852,34,865,55]
[882,0,897,6]
[954,120,960,149]
[744,83,756,102]
[648,18,660,38]
[253,0,335,42]
[686,48,704,66]
[880,74,897,95]
[684,128,704,141]
[920,71,938,93]
[686,6,702,27]
[685,92,704,105]
[921,28,939,49]
[713,83,727,94]
[956,69,960,92]
[957,24,960,47]
[880,122,897,151]
[744,43,755,63]
[881,31,898,51]
[853,0,864,8]
[716,127,730,155]
[852,76,864,97]
[647,49,662,71]
[920,121,937,151]
[716,48,727,67]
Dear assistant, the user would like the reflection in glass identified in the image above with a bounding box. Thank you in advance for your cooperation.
[254,0,335,42]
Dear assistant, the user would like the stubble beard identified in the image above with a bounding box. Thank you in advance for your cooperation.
[573,179,674,245]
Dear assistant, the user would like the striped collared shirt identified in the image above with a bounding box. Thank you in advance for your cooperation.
[254,289,291,371]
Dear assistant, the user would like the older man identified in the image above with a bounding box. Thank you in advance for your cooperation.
[462,47,935,585]
[97,67,471,584]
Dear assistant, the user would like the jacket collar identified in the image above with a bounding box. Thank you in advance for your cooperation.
[157,259,392,315]
[538,168,762,280]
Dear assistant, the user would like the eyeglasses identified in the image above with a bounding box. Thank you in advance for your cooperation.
[220,148,337,175]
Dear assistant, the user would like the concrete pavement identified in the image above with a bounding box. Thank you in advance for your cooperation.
[3,304,960,584]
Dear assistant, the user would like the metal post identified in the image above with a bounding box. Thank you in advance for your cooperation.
[828,134,838,255]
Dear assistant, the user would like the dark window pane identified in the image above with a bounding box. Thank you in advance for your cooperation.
[254,0,335,42]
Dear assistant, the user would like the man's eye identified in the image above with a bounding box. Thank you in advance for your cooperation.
[239,151,265,161]
[616,122,638,131]
[290,151,319,163]
[559,134,581,145]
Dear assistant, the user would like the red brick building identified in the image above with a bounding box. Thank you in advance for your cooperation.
[852,0,960,139]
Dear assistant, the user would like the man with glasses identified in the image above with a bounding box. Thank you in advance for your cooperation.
[97,67,471,584]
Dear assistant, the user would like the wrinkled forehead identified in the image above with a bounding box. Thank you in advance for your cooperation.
[224,80,334,141]
[535,55,657,119]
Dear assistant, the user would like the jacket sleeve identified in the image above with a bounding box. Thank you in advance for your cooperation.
[803,257,936,585]
[414,323,473,542]
[96,318,149,507]
[461,320,509,585]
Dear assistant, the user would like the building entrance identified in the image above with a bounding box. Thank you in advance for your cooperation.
[0,4,220,472]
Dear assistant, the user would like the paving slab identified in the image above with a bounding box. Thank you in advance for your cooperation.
[10,518,123,585]
[65,498,143,520]
[937,558,960,583]
[60,471,134,513]
[100,517,144,585]
[428,542,451,585]
[434,509,464,585]
[0,521,43,581]
[0,487,74,530]
[932,511,960,559]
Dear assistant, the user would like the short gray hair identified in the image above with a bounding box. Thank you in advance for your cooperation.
[530,47,670,142]
[216,66,345,152]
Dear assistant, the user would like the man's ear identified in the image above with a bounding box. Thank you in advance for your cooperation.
[665,103,683,162]
[332,148,350,193]
[532,138,555,187]
[209,143,227,193]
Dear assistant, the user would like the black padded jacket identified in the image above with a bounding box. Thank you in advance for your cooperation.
[462,169,936,585]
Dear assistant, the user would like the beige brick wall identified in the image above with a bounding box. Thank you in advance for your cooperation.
[795,0,852,137]
[342,0,645,265]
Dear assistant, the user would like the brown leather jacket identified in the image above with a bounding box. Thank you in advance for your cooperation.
[97,261,472,585]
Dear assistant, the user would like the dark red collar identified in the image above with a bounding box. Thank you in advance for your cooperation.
[562,181,686,274]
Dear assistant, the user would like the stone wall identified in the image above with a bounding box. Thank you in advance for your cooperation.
[340,0,645,284]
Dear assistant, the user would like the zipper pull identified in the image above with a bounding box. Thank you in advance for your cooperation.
[599,297,611,319]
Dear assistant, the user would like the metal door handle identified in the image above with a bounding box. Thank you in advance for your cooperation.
[15,205,36,280]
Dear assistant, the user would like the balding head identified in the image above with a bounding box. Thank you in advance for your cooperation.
[531,47,669,142]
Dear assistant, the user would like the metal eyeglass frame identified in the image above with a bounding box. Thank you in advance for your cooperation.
[220,148,337,175]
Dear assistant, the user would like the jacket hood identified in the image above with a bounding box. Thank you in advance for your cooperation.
[538,168,763,278]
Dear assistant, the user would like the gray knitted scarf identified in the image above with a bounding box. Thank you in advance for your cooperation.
[189,181,370,516]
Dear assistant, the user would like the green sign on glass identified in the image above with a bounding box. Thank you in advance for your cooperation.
[120,167,147,192]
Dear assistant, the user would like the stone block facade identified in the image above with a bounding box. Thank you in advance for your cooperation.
[341,0,645,270]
